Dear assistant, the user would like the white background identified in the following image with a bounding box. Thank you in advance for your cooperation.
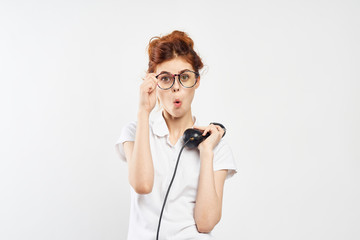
[1,0,359,239]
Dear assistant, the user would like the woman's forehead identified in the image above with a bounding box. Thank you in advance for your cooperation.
[155,57,194,74]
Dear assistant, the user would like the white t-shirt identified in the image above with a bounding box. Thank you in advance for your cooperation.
[115,111,238,240]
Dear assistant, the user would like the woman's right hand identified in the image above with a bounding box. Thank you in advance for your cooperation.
[139,73,159,114]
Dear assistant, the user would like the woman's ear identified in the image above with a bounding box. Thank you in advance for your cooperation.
[195,76,200,89]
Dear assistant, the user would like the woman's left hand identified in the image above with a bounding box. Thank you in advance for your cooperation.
[193,124,225,152]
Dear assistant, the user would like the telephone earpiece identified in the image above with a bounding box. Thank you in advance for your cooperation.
[183,122,226,148]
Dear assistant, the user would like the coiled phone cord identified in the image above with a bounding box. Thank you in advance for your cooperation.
[156,139,190,240]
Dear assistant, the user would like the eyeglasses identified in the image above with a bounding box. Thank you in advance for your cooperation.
[155,70,199,90]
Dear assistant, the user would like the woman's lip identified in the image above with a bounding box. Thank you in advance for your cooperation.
[173,100,182,108]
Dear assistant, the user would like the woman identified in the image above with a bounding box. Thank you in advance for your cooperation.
[115,30,237,240]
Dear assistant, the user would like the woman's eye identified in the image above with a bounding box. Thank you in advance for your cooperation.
[180,74,190,81]
[161,76,171,82]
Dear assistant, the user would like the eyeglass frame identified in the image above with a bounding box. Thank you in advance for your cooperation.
[155,70,200,90]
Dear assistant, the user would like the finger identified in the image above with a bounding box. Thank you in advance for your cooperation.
[150,80,158,92]
[207,124,222,137]
[144,75,158,86]
[146,73,157,81]
[214,125,222,132]
[202,129,209,136]
[145,75,159,88]
[210,124,221,131]
[142,72,154,81]
[142,81,156,93]
[152,77,159,85]
[147,72,157,77]
[202,125,213,136]
[148,85,155,93]
[212,125,223,134]
[216,126,225,137]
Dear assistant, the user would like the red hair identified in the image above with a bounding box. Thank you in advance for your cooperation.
[147,30,204,73]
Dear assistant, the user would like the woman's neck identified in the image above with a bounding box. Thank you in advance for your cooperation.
[162,110,194,145]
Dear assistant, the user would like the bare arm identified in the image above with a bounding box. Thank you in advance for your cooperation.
[123,73,159,194]
[194,149,227,233]
[123,111,154,194]
[193,124,228,232]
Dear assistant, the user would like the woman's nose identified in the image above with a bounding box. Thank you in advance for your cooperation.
[172,78,180,92]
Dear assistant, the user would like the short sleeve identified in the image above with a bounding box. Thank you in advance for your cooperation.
[213,139,238,180]
[114,121,137,162]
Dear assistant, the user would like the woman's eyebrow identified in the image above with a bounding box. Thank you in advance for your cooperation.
[158,69,192,75]
[158,71,171,75]
[179,69,191,74]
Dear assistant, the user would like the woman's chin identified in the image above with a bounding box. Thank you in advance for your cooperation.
[164,106,188,119]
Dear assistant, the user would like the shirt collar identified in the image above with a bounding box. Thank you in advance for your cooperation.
[152,111,198,137]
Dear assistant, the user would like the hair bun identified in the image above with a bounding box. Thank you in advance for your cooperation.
[147,30,203,73]
[167,30,194,48]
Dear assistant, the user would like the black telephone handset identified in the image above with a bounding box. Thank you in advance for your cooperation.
[183,122,226,148]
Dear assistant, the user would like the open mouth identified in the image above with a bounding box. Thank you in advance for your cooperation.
[174,99,182,107]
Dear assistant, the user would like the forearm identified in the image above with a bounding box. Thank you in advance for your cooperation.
[194,149,221,232]
[128,110,154,194]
